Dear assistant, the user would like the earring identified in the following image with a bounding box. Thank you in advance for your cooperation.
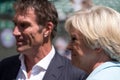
[44,34,48,37]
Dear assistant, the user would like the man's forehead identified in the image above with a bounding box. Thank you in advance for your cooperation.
[14,8,36,19]
[15,7,35,16]
[13,14,37,26]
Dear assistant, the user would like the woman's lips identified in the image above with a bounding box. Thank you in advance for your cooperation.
[71,50,77,56]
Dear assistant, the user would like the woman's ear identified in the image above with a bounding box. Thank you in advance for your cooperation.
[94,47,102,53]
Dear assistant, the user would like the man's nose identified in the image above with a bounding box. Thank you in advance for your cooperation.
[13,26,21,36]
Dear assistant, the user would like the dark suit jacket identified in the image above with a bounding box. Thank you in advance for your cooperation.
[0,52,87,80]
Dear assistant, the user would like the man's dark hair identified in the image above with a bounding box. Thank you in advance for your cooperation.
[14,0,58,39]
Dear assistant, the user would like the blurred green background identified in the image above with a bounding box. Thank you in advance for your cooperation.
[0,0,120,60]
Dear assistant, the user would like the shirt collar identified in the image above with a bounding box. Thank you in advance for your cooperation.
[19,54,26,71]
[35,45,55,70]
[19,45,55,70]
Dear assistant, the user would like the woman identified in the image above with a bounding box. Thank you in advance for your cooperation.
[65,6,120,80]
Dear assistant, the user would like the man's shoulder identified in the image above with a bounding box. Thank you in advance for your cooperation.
[54,53,88,80]
[0,55,20,79]
[54,52,71,64]
[54,52,80,69]
[0,54,20,66]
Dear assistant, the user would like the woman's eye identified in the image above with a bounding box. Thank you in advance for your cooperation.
[71,37,77,42]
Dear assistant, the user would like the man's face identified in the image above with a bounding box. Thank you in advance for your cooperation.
[13,8,45,53]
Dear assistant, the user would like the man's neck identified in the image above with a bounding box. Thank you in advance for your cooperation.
[24,44,52,70]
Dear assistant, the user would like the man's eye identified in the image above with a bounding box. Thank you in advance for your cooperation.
[20,23,27,28]
[19,22,30,29]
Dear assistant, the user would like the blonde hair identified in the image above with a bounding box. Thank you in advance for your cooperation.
[65,6,120,61]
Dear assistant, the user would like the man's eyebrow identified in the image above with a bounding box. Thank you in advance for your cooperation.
[12,19,30,24]
[21,21,31,25]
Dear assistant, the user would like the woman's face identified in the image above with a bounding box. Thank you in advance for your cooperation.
[67,27,94,69]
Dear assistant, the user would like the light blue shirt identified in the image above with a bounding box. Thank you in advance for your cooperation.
[86,61,120,80]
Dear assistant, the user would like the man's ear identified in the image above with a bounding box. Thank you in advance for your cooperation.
[43,22,54,37]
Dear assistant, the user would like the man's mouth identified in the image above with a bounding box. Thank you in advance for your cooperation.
[16,41,23,46]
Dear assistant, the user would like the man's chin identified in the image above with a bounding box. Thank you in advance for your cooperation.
[17,49,23,53]
[16,46,32,53]
[16,47,25,53]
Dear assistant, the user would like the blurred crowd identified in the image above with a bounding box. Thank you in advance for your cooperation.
[0,0,120,60]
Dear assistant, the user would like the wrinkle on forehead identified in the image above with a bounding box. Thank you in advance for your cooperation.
[15,7,35,17]
[14,8,36,22]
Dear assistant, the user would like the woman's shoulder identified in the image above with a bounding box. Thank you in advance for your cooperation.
[87,61,120,80]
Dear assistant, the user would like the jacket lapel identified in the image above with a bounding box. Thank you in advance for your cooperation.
[2,55,21,80]
[43,52,64,80]
[11,57,21,79]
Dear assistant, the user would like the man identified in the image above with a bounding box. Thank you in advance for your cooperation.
[0,0,87,80]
